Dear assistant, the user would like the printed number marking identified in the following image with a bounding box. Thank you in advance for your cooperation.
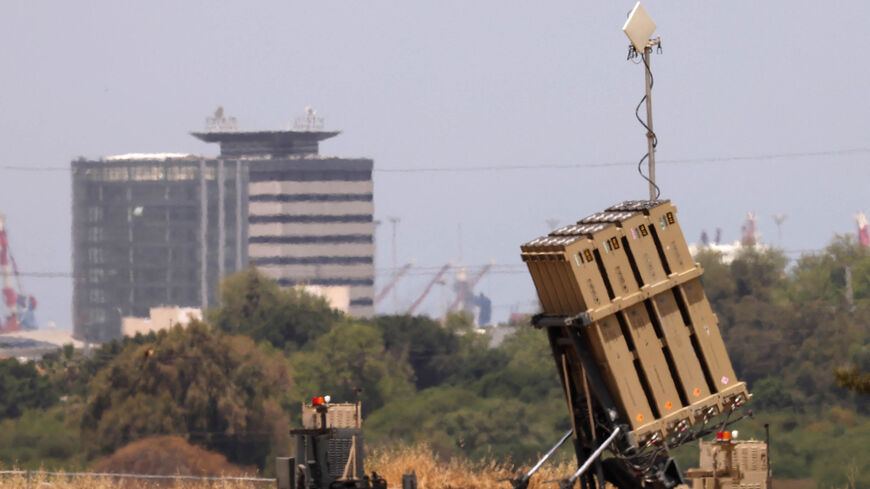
[639,224,648,237]
[666,212,676,224]
[610,237,620,250]
[584,249,594,262]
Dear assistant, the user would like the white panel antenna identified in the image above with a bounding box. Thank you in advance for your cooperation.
[623,2,656,53]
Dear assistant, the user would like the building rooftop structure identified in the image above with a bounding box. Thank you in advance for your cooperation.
[191,130,340,158]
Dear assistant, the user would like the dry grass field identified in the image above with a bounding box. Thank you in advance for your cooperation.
[0,445,576,489]
[368,444,576,489]
[0,446,823,489]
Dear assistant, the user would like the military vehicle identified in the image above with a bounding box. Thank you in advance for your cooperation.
[514,200,755,489]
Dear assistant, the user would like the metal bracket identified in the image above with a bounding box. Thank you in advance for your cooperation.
[532,312,591,328]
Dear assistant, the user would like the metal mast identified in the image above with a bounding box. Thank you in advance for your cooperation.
[623,2,661,200]
[643,45,657,200]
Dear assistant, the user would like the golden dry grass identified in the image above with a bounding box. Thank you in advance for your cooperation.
[0,471,265,489]
[0,444,579,489]
[368,444,576,489]
[0,466,833,489]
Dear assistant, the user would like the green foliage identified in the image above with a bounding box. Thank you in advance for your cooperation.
[834,365,870,395]
[80,320,292,468]
[0,407,84,470]
[700,238,870,410]
[370,315,462,390]
[365,385,569,463]
[290,320,415,415]
[787,234,870,305]
[208,267,341,351]
[40,334,157,400]
[0,358,56,420]
[472,326,561,403]
[750,376,794,411]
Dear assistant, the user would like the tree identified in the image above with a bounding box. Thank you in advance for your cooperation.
[290,320,415,415]
[365,385,568,463]
[209,267,341,351]
[41,333,158,400]
[0,407,82,470]
[92,435,252,476]
[0,357,56,420]
[787,234,870,306]
[835,366,870,396]
[80,320,292,468]
[472,326,561,403]
[371,315,463,389]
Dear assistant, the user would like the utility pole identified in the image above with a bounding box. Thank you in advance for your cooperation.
[388,217,400,314]
[773,214,787,248]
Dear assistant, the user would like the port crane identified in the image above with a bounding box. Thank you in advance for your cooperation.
[0,214,38,333]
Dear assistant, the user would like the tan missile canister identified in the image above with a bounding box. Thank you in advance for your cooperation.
[645,202,694,275]
[585,314,655,433]
[523,200,749,442]
[620,304,690,430]
[677,278,742,399]
[574,220,640,301]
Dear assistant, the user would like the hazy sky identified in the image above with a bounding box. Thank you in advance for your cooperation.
[1,2,869,328]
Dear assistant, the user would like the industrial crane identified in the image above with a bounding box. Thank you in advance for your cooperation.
[447,262,493,313]
[0,214,37,333]
[374,262,413,306]
[406,263,450,315]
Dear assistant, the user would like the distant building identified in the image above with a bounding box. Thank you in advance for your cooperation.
[121,306,203,337]
[72,111,374,343]
[296,285,351,314]
[72,154,247,343]
[0,329,85,361]
[192,125,375,318]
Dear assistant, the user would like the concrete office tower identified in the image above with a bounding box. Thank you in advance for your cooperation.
[72,155,247,343]
[192,127,375,318]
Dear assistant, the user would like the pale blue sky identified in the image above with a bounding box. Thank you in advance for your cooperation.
[1,2,868,327]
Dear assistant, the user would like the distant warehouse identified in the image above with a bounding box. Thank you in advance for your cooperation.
[72,110,375,343]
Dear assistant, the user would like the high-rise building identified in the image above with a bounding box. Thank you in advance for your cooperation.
[72,154,247,343]
[192,127,375,318]
[72,113,375,342]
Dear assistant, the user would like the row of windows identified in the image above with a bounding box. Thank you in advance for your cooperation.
[249,214,373,224]
[248,170,371,183]
[249,193,373,203]
[75,165,228,182]
[249,234,373,244]
[277,277,374,287]
[253,256,373,266]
